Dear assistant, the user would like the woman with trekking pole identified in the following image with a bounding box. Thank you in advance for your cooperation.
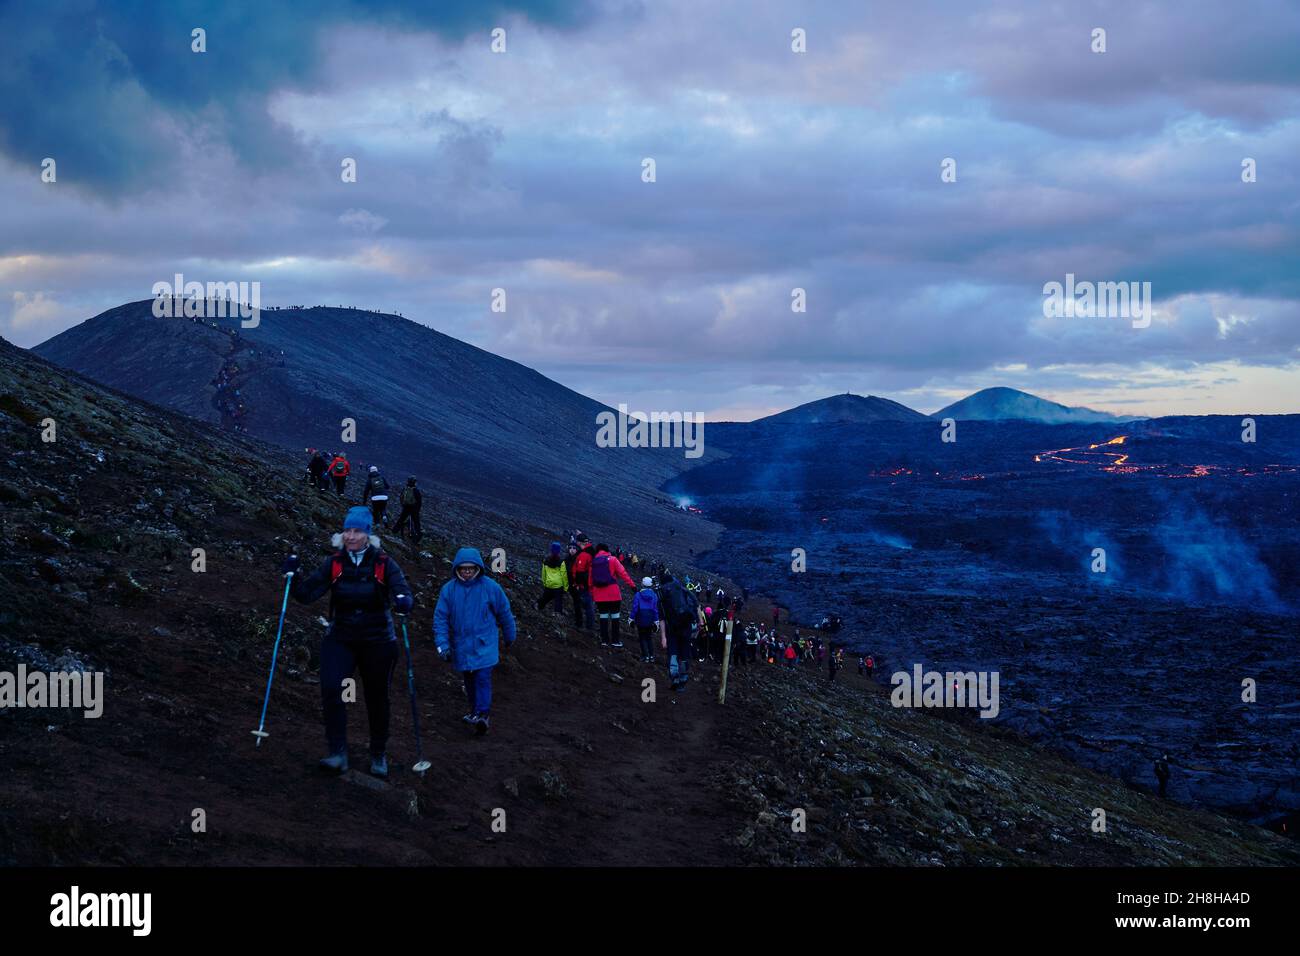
[278,506,414,778]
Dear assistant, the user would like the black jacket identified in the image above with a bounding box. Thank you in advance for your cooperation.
[291,545,410,642]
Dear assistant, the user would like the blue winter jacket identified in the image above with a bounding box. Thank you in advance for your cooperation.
[433,547,517,671]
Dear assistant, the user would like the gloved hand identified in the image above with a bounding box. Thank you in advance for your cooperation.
[280,554,300,575]
[437,646,451,662]
[393,593,413,614]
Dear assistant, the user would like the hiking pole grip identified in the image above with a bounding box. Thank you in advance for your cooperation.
[253,570,293,746]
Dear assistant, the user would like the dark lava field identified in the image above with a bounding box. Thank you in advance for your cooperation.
[675,416,1300,824]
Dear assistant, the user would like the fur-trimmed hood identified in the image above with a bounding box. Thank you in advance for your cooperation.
[331,532,382,550]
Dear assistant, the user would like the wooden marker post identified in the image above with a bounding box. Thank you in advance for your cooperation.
[718,617,734,704]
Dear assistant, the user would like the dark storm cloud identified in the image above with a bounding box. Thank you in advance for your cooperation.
[0,0,588,192]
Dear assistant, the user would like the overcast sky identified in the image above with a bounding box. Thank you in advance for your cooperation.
[2,0,1298,418]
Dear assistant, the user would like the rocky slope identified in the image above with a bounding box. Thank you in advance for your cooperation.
[1,337,1295,865]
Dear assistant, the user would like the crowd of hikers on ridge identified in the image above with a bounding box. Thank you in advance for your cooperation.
[278,451,1180,798]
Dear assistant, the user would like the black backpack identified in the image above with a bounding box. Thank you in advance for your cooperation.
[662,579,695,627]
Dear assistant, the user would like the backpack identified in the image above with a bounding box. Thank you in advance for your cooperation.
[591,553,614,587]
[327,550,389,620]
[632,589,658,626]
[659,580,687,627]
[331,458,347,475]
[330,550,387,588]
[401,485,418,506]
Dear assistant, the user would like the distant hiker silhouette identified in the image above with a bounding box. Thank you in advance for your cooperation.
[308,450,329,490]
[570,535,597,634]
[1155,754,1171,797]
[393,477,423,543]
[363,465,390,527]
[328,453,350,495]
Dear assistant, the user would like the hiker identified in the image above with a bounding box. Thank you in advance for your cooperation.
[432,548,517,735]
[307,449,327,488]
[570,534,597,634]
[311,450,331,490]
[589,543,636,648]
[783,642,797,668]
[828,646,843,682]
[363,465,390,527]
[393,477,423,543]
[280,506,414,778]
[744,623,759,663]
[657,569,696,691]
[864,654,875,680]
[537,542,568,615]
[564,543,584,629]
[729,618,745,669]
[328,452,350,495]
[771,605,780,627]
[631,577,660,662]
[1154,754,1171,798]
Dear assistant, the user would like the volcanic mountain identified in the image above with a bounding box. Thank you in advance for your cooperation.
[754,392,928,424]
[931,386,1129,424]
[33,300,714,544]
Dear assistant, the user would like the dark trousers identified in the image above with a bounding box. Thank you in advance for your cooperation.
[393,505,422,541]
[573,589,595,631]
[463,668,492,715]
[666,625,692,685]
[320,637,398,756]
[369,498,388,525]
[537,587,565,614]
[332,475,347,495]
[597,599,622,644]
[636,624,655,658]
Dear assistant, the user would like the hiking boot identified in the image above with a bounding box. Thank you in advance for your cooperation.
[475,714,490,736]
[461,713,476,724]
[611,640,624,648]
[319,752,348,774]
[369,754,388,779]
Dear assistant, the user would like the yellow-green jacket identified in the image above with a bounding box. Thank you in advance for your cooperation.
[541,558,569,591]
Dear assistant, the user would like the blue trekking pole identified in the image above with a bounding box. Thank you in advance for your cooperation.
[251,564,294,747]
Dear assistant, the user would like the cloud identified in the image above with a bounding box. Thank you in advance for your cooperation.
[338,208,389,233]
[0,0,1298,417]
[8,291,75,334]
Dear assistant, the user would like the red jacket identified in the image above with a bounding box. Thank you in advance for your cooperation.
[571,545,594,590]
[589,552,636,603]
[328,456,350,478]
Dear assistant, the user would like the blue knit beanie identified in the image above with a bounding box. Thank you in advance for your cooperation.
[343,506,373,533]
[549,541,563,557]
